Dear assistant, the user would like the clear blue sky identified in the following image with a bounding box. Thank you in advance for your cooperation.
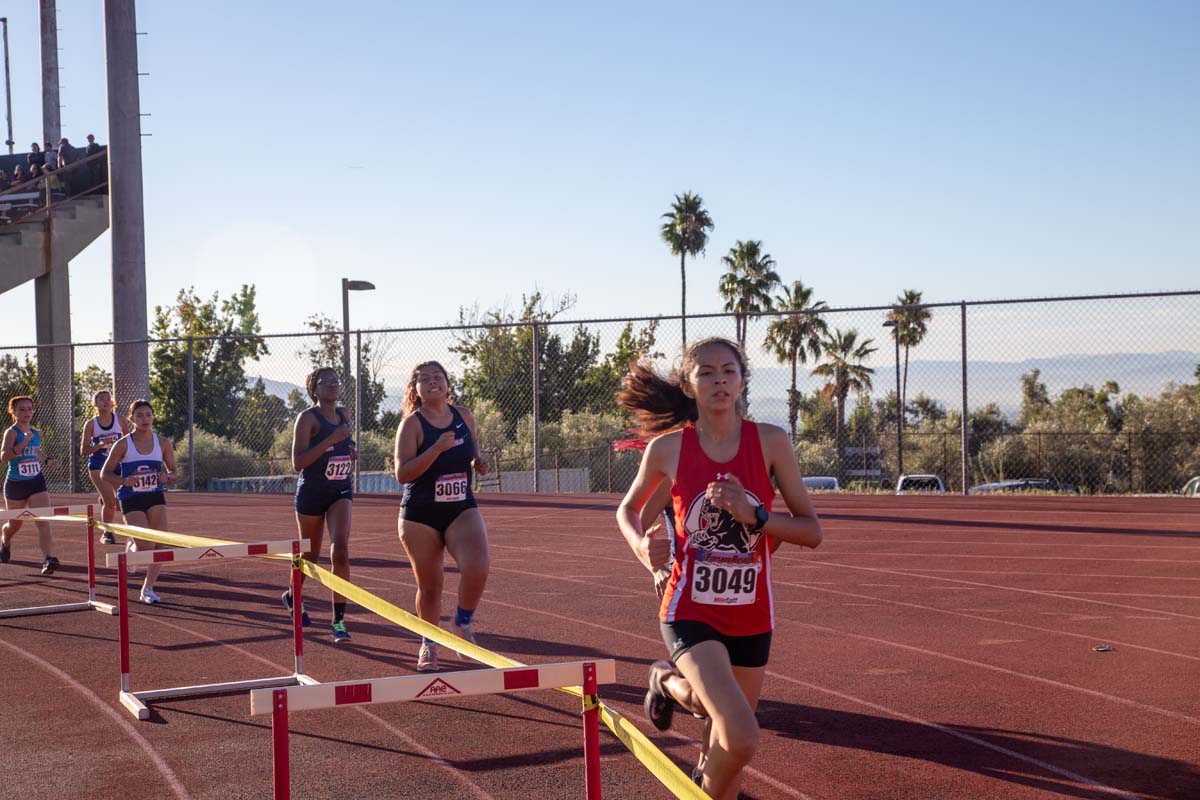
[1,0,1196,349]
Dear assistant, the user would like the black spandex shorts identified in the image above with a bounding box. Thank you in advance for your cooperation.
[120,492,166,516]
[400,499,477,536]
[4,474,48,502]
[295,484,353,517]
[660,619,773,669]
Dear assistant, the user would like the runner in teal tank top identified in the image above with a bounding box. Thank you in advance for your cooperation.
[0,395,63,574]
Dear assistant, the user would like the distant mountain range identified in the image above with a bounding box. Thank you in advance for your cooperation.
[251,350,1200,429]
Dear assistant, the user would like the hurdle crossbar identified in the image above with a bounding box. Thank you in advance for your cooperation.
[114,538,317,720]
[0,504,117,619]
[251,659,616,800]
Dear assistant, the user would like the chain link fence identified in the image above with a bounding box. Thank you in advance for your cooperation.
[3,291,1197,496]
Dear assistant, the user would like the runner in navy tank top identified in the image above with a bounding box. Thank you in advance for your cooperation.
[283,367,357,643]
[395,360,491,673]
[0,395,63,574]
[616,338,823,799]
[80,389,130,541]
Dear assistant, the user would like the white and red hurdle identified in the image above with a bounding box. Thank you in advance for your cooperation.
[106,538,318,720]
[0,504,117,619]
[250,658,615,800]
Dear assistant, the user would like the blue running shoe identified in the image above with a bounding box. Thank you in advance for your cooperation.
[331,620,351,643]
[281,589,311,627]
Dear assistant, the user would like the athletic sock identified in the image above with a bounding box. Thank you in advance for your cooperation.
[421,636,434,647]
[455,606,475,627]
[333,602,346,623]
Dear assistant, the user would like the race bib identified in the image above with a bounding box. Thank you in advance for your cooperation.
[690,555,759,606]
[98,433,121,448]
[434,472,469,502]
[130,467,159,493]
[18,460,41,478]
[325,455,353,481]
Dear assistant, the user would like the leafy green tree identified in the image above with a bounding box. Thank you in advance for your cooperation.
[577,320,663,414]
[297,314,388,431]
[234,378,289,455]
[0,354,37,405]
[660,192,715,347]
[884,290,931,419]
[149,286,268,440]
[1019,369,1052,426]
[718,240,780,352]
[763,281,828,441]
[811,328,877,471]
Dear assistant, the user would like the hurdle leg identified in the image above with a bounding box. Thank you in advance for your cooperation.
[292,543,305,678]
[87,507,116,615]
[582,661,601,800]
[272,688,291,800]
[117,553,150,720]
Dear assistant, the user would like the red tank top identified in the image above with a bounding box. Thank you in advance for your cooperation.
[660,419,775,636]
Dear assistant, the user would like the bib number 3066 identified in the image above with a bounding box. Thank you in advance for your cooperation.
[691,560,759,606]
[434,472,469,502]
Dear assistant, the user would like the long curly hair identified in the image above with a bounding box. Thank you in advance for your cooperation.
[403,361,451,416]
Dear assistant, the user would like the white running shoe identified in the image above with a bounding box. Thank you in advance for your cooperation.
[139,588,161,604]
[416,642,439,672]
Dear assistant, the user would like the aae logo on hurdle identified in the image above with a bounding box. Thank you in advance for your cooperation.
[417,677,461,697]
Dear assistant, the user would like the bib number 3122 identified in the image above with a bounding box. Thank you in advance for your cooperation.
[325,455,353,481]
[434,472,469,502]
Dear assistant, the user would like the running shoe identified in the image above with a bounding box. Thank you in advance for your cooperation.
[0,539,9,564]
[452,621,477,648]
[331,620,351,643]
[139,588,161,604]
[644,660,676,731]
[281,589,311,627]
[100,531,116,545]
[41,556,60,576]
[416,642,439,672]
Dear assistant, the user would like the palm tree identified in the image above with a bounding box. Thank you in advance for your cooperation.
[884,289,932,420]
[660,192,715,347]
[717,240,781,352]
[811,328,877,470]
[763,281,828,442]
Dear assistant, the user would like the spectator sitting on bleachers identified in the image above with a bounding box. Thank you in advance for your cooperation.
[85,134,100,158]
[11,165,26,186]
[27,143,44,170]
[43,142,57,170]
[57,137,76,169]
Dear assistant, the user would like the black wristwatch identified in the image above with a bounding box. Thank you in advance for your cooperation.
[749,503,769,532]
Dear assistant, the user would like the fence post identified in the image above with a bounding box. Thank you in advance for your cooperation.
[355,330,363,494]
[532,322,541,493]
[68,343,77,492]
[187,337,195,493]
[960,302,969,495]
[607,446,612,493]
[555,451,561,493]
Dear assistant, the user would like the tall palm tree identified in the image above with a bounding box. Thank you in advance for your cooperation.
[884,289,932,419]
[811,328,877,470]
[763,281,828,442]
[660,192,715,347]
[717,240,781,352]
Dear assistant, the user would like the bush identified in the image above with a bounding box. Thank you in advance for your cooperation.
[176,428,274,490]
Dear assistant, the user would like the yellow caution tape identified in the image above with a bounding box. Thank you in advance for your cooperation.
[69,516,712,798]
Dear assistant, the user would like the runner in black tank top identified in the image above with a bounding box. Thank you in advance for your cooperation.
[283,367,357,643]
[394,361,491,673]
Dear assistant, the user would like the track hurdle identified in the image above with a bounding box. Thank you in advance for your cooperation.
[107,538,318,720]
[0,504,117,618]
[251,659,616,800]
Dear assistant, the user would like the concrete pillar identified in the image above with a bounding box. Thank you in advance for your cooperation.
[35,252,72,483]
[104,0,149,401]
[39,0,60,146]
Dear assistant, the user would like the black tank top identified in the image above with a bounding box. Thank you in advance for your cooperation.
[401,406,474,506]
[297,407,353,489]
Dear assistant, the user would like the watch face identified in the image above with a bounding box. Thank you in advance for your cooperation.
[755,504,769,529]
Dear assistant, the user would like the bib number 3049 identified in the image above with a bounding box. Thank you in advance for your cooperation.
[434,472,469,502]
[691,558,759,606]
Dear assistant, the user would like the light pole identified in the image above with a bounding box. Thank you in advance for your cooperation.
[883,318,903,477]
[1,17,13,155]
[341,278,375,396]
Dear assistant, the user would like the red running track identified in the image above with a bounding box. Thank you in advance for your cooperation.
[0,492,1197,799]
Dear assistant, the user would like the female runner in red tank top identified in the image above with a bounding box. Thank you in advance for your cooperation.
[616,337,823,800]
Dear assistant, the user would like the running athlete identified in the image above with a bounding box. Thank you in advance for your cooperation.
[394,361,490,672]
[283,367,356,643]
[616,337,823,800]
[0,396,63,574]
[101,399,177,604]
[80,390,131,543]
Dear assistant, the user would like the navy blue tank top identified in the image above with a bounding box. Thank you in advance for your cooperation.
[401,406,474,506]
[297,407,354,490]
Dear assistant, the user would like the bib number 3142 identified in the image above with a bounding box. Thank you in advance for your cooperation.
[434,472,469,502]
[691,558,759,606]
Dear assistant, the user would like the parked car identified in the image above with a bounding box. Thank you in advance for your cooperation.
[1180,476,1200,497]
[896,474,946,494]
[802,476,840,492]
[971,478,1078,495]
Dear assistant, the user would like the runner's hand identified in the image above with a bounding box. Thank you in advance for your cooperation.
[638,519,672,573]
[432,431,458,454]
[327,423,352,445]
[653,565,671,599]
[706,473,755,525]
[473,454,490,475]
